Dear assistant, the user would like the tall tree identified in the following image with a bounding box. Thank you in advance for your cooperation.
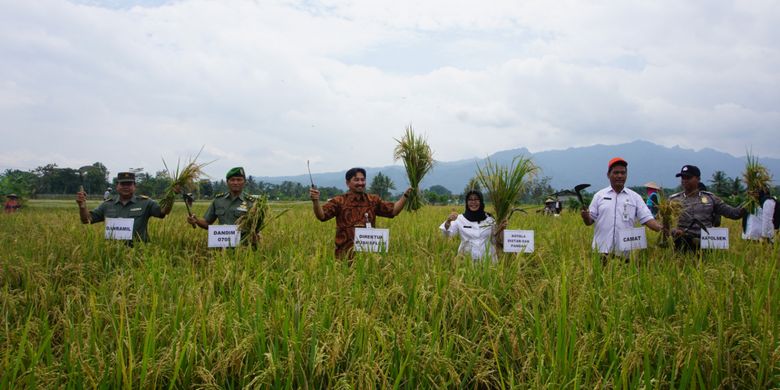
[368,172,395,199]
[709,170,730,197]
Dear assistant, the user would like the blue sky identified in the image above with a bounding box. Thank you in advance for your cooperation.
[1,0,778,179]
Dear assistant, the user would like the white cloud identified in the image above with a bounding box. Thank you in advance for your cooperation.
[1,0,778,179]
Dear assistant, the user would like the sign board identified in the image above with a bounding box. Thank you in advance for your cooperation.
[105,218,134,240]
[208,225,241,248]
[617,227,647,251]
[700,227,729,249]
[503,230,535,253]
[354,228,389,253]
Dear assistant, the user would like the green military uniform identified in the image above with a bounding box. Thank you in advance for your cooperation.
[203,192,255,225]
[89,195,164,242]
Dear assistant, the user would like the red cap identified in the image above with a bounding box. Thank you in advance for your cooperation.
[608,157,627,170]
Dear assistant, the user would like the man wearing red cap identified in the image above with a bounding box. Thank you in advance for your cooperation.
[581,158,663,256]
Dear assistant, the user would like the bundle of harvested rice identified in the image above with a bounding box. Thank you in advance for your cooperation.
[160,149,210,210]
[393,125,434,212]
[236,194,288,234]
[655,189,681,247]
[477,156,538,248]
[742,152,772,213]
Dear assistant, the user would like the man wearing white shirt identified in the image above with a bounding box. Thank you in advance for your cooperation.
[581,157,663,255]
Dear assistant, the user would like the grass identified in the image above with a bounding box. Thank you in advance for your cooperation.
[0,200,778,388]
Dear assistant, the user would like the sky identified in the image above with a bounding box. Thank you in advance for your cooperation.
[2,0,779,179]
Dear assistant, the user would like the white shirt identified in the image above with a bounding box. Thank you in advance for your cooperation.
[588,186,655,253]
[742,198,776,241]
[440,214,497,261]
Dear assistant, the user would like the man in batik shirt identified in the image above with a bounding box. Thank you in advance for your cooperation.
[310,167,412,259]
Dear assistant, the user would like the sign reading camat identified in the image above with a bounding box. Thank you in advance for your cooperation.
[700,227,729,249]
[105,218,134,240]
[354,228,389,253]
[617,227,647,251]
[208,225,241,248]
[503,230,534,253]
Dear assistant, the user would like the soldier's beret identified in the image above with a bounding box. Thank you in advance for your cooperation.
[226,167,245,179]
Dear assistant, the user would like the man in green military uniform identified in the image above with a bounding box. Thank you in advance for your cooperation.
[76,172,175,242]
[187,167,258,243]
[669,165,745,251]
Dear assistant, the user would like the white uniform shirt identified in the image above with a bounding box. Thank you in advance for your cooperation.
[588,186,655,253]
[440,214,497,260]
[742,198,776,241]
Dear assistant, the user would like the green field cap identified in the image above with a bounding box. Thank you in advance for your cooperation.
[226,167,245,179]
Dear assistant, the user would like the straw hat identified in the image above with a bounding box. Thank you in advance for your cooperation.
[643,181,661,190]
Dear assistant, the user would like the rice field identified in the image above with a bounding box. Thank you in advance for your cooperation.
[1,200,778,388]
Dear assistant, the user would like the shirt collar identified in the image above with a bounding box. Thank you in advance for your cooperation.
[115,195,137,205]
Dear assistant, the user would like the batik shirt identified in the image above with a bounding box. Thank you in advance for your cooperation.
[319,192,395,258]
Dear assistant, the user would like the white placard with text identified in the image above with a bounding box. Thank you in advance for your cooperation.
[354,228,389,253]
[503,230,535,253]
[208,225,241,248]
[617,227,647,251]
[700,227,729,249]
[105,218,134,240]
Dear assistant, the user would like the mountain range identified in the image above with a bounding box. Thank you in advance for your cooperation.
[257,140,780,193]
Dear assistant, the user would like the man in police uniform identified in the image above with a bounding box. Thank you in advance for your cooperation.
[76,172,174,242]
[669,165,745,251]
[187,167,258,243]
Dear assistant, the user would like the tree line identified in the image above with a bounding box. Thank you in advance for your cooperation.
[1,163,772,205]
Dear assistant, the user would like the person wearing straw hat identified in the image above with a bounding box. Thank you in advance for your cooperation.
[187,167,258,243]
[644,181,661,218]
[668,165,745,251]
[310,167,412,259]
[4,194,21,214]
[76,171,175,242]
[581,157,663,256]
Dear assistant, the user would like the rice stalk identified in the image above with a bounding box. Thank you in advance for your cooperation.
[393,125,434,212]
[159,148,211,210]
[742,152,772,213]
[236,195,289,234]
[655,190,681,247]
[476,156,538,250]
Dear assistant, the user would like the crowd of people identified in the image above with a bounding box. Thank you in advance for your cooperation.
[67,158,776,259]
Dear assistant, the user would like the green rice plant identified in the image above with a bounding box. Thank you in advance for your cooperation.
[1,200,778,388]
[476,155,538,250]
[742,151,772,213]
[393,125,434,211]
[159,148,211,210]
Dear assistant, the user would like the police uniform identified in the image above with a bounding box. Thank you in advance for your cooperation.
[203,192,254,225]
[89,195,164,242]
[669,190,742,237]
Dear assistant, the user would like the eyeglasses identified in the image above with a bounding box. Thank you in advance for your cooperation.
[118,182,135,186]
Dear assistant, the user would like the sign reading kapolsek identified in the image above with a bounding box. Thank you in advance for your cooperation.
[208,225,241,248]
[503,230,534,253]
[354,228,389,253]
[617,227,647,251]
[700,227,729,249]
[105,218,134,240]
